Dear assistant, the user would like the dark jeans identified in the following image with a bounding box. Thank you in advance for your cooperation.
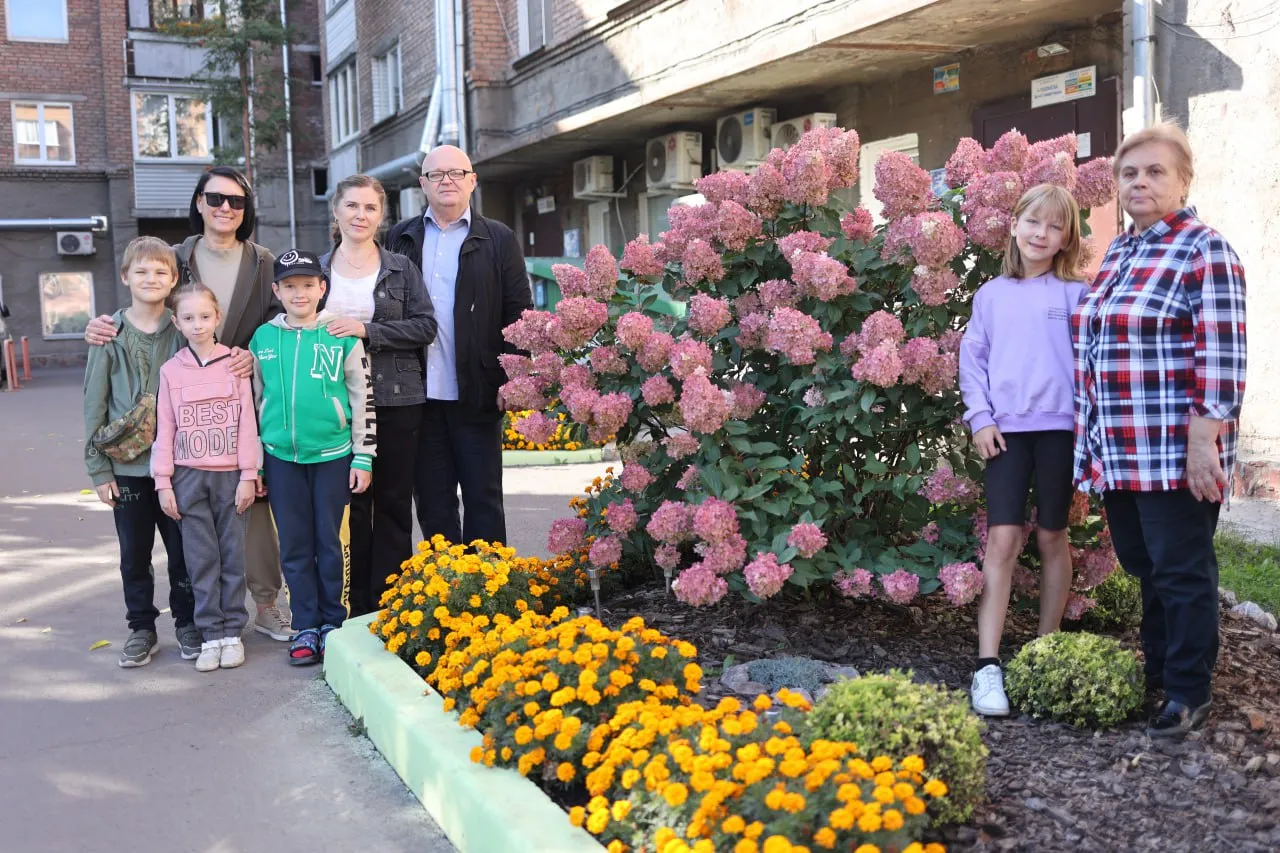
[1103,488,1222,707]
[264,454,350,632]
[414,400,506,547]
[113,474,195,632]
[349,403,423,617]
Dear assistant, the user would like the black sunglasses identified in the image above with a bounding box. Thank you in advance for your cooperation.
[422,169,475,183]
[203,191,248,210]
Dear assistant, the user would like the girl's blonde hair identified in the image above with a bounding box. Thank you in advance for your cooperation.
[120,236,178,278]
[1001,183,1086,282]
[171,281,221,314]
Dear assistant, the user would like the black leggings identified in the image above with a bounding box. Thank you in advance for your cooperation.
[983,430,1074,530]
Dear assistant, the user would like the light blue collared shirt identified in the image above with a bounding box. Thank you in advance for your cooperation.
[421,206,471,401]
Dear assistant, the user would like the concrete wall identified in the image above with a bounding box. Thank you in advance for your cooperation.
[1153,0,1280,468]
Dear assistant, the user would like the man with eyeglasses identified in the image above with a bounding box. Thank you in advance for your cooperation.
[386,145,532,548]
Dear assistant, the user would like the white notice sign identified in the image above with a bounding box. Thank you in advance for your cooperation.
[1031,66,1096,109]
[1077,132,1092,159]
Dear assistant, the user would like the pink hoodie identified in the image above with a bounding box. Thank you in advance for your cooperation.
[151,343,260,490]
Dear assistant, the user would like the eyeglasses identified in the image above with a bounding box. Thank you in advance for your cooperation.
[203,191,248,210]
[422,169,475,183]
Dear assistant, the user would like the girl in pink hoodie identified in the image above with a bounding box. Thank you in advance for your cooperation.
[152,283,261,672]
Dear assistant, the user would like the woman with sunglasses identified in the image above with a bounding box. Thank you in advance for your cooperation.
[84,165,292,644]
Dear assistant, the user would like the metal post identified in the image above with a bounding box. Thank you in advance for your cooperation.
[3,340,19,391]
[20,336,31,380]
[1132,0,1156,129]
[279,0,297,246]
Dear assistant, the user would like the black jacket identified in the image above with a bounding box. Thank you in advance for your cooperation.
[385,210,532,413]
[319,244,438,408]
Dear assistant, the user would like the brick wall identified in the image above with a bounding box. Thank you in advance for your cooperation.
[470,0,516,86]
[354,0,436,133]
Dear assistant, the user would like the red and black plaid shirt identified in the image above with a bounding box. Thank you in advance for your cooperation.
[1072,208,1247,492]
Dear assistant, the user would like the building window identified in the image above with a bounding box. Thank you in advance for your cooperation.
[309,53,323,86]
[132,92,212,160]
[859,133,920,222]
[6,0,69,41]
[329,62,358,147]
[311,166,329,199]
[12,102,75,165]
[39,271,94,340]
[324,0,345,13]
[372,44,403,123]
[517,0,551,55]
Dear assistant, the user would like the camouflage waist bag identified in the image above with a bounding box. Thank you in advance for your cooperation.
[92,392,158,463]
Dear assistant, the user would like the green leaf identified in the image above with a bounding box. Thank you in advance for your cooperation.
[859,388,878,412]
[863,457,888,475]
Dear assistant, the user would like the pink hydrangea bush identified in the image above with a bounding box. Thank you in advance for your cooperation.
[510,125,1116,605]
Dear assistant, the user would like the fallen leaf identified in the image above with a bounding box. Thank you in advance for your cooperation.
[14,617,27,623]
[40,627,51,634]
[89,640,111,650]
[80,488,93,495]
[1247,710,1268,731]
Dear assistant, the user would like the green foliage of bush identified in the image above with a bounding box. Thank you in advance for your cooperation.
[804,669,987,825]
[746,656,832,693]
[1082,569,1143,631]
[1005,632,1144,729]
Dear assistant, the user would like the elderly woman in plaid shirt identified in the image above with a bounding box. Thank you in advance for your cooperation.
[1073,122,1247,738]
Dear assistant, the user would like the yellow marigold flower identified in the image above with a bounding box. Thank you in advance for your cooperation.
[901,755,925,774]
[514,726,533,745]
[828,808,854,830]
[415,651,432,667]
[764,789,785,810]
[650,646,668,659]
[469,746,483,763]
[621,768,640,788]
[611,799,631,820]
[607,842,625,853]
[857,813,882,833]
[569,806,586,827]
[870,755,893,773]
[874,771,896,788]
[772,721,793,735]
[744,821,765,840]
[904,796,926,815]
[812,828,837,850]
[721,815,746,834]
[586,810,609,834]
[854,846,881,853]
[542,672,560,692]
[761,837,793,853]
[924,845,946,853]
[654,828,676,847]
[663,782,689,807]
[734,842,759,853]
[501,747,513,761]
[882,808,904,831]
[901,846,923,853]
[923,779,948,798]
[893,781,916,800]
[556,762,576,783]
[554,732,574,751]
[683,663,702,681]
[873,785,895,804]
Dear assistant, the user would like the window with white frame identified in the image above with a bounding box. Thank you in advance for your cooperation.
[39,271,94,340]
[132,92,212,160]
[859,133,920,222]
[329,62,359,147]
[13,102,75,165]
[371,44,403,123]
[5,0,68,41]
[517,0,552,55]
[324,0,344,11]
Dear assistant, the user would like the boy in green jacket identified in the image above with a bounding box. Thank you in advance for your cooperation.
[250,250,377,665]
[84,236,200,667]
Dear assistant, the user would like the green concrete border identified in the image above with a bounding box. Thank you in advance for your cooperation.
[324,614,605,853]
[502,448,606,467]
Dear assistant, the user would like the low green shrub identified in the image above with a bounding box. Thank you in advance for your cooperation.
[1005,632,1144,729]
[804,669,987,825]
[1082,569,1143,632]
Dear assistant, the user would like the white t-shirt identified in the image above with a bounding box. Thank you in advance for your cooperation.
[325,269,378,322]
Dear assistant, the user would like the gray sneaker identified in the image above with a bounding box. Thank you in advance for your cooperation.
[118,629,158,668]
[254,604,294,642]
[175,623,203,660]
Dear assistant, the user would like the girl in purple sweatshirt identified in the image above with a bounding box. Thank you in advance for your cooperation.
[959,183,1088,717]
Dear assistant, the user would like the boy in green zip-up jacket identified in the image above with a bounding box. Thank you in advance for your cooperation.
[250,250,377,665]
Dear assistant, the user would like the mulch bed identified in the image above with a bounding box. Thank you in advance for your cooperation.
[597,584,1280,852]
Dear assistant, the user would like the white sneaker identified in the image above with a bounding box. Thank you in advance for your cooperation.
[219,637,245,669]
[195,640,223,673]
[971,664,1010,716]
[254,605,293,641]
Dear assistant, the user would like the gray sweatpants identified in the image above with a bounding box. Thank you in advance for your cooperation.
[172,466,249,641]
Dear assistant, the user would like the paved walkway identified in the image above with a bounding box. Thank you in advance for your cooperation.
[1220,494,1280,545]
[0,368,608,853]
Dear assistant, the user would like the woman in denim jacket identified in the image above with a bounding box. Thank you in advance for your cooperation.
[321,174,437,616]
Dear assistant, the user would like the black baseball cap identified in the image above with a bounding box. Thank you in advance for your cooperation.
[273,249,325,282]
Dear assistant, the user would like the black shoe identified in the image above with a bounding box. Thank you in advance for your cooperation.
[1146,698,1211,739]
[1143,677,1164,714]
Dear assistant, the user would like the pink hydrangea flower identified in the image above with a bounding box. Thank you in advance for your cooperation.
[744,552,794,599]
[1073,544,1119,591]
[945,137,986,188]
[802,386,826,407]
[963,171,1024,215]
[663,433,699,460]
[560,363,594,390]
[498,375,549,412]
[899,338,957,395]
[620,234,665,277]
[637,331,675,372]
[646,499,693,543]
[589,345,628,376]
[1026,133,1077,163]
[758,279,798,311]
[503,309,556,354]
[589,392,633,441]
[1021,151,1077,192]
[786,522,827,558]
[821,128,861,190]
[620,463,654,493]
[879,569,920,604]
[672,562,728,607]
[920,522,940,544]
[681,238,725,285]
[641,375,676,407]
[691,497,739,544]
[880,217,914,263]
[874,151,932,220]
[1063,593,1098,621]
[1068,490,1091,527]
[654,543,682,572]
[840,208,875,242]
[499,354,533,378]
[973,507,988,561]
[548,298,609,350]
[781,147,831,208]
[966,206,1012,252]
[531,352,563,383]
[765,307,833,365]
[736,312,769,350]
[790,251,857,301]
[910,266,959,307]
[615,311,654,351]
[1079,238,1098,270]
[547,517,587,554]
[687,294,733,338]
[982,130,1030,173]
[695,170,751,206]
[777,231,834,259]
[679,372,734,434]
[605,499,638,534]
[851,341,902,388]
[903,211,966,269]
[938,329,964,355]
[663,204,720,258]
[561,384,600,424]
[939,561,984,606]
[583,245,620,300]
[1073,157,1116,209]
[834,568,875,599]
[552,264,590,298]
[669,338,714,380]
[1011,564,1040,597]
[589,534,624,568]
[515,411,558,446]
[732,291,762,318]
[676,465,701,491]
[920,463,979,505]
[700,537,747,576]
[854,311,906,355]
[747,156,786,219]
[729,382,766,420]
[715,200,764,252]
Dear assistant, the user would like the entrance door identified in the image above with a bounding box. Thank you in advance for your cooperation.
[522,203,564,258]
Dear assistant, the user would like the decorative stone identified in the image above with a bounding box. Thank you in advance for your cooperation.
[719,657,859,701]
[1230,601,1278,631]
[1219,587,1239,608]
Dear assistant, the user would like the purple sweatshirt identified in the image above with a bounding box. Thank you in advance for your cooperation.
[959,273,1088,435]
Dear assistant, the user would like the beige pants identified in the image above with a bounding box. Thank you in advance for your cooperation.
[244,500,284,606]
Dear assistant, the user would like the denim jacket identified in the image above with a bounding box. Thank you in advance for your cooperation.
[320,244,437,408]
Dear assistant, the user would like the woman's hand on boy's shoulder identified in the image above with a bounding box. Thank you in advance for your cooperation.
[227,347,255,379]
[84,315,117,346]
[327,318,366,339]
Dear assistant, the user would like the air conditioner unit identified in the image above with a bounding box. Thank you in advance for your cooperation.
[645,131,702,192]
[716,106,776,169]
[57,232,95,256]
[771,112,839,152]
[573,155,615,199]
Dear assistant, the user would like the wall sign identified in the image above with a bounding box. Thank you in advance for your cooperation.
[1031,65,1096,108]
[536,195,556,214]
[933,63,960,95]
